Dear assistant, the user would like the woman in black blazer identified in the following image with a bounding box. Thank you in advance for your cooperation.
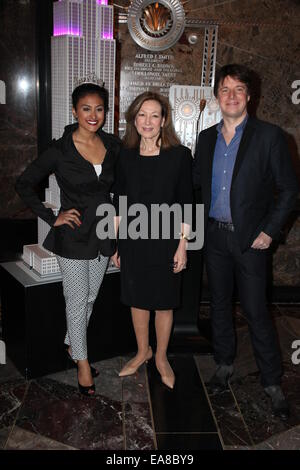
[16,83,121,396]
[112,92,193,389]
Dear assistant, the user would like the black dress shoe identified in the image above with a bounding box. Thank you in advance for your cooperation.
[208,364,234,394]
[264,385,290,421]
[78,381,95,397]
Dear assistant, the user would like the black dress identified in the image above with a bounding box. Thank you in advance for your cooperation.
[113,145,193,310]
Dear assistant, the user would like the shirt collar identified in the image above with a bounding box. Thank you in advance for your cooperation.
[217,114,248,135]
[63,123,115,151]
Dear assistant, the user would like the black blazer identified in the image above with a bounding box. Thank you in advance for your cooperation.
[193,116,299,252]
[15,124,122,259]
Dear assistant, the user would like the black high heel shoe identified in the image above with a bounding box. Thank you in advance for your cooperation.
[65,348,99,378]
[78,381,95,396]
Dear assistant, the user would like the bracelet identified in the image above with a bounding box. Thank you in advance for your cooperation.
[179,232,190,241]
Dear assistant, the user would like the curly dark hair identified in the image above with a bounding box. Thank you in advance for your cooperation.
[72,83,109,112]
[214,64,254,97]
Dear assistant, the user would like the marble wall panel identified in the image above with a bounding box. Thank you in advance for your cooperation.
[0,0,37,218]
[188,0,300,286]
[273,217,300,286]
[1,0,299,284]
[117,23,205,132]
[185,0,300,164]
[117,0,300,160]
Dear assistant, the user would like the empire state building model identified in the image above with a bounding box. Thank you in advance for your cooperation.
[22,0,116,276]
[52,0,115,137]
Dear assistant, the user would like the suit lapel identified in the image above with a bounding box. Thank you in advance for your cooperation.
[206,126,218,208]
[231,117,256,185]
[207,127,218,180]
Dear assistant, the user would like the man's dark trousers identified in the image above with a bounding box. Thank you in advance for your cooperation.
[205,219,282,387]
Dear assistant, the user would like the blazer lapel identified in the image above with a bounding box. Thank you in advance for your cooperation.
[231,117,256,185]
[206,126,218,207]
[207,127,218,179]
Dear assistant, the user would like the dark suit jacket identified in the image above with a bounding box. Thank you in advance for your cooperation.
[16,124,121,259]
[193,116,299,252]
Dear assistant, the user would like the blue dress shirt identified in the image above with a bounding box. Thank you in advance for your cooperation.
[209,115,248,222]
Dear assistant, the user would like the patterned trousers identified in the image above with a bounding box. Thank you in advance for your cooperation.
[57,255,109,360]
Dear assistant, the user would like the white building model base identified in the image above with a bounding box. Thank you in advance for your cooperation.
[22,176,60,277]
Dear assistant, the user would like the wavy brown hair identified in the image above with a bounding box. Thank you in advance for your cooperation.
[123,91,181,149]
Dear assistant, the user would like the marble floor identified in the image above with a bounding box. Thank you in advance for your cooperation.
[0,304,300,451]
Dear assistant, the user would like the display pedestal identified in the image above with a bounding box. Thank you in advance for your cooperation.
[0,261,135,379]
[1,250,210,378]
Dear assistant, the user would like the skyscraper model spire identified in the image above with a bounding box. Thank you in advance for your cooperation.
[21,0,116,276]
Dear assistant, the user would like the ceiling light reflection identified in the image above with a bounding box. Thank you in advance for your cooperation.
[18,77,30,93]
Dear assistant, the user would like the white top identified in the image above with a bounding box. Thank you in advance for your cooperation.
[93,164,102,177]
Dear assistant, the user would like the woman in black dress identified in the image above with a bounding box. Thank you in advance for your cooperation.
[112,92,193,389]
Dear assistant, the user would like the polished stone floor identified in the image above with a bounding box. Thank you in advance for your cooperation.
[0,304,300,451]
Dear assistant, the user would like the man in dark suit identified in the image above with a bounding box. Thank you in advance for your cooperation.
[193,63,299,420]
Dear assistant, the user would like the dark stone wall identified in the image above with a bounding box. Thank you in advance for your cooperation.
[116,0,300,171]
[115,0,300,286]
[185,0,300,286]
[0,0,37,218]
[1,0,299,285]
[273,215,300,286]
[186,0,300,179]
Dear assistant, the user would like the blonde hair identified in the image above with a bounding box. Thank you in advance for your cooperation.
[123,91,181,149]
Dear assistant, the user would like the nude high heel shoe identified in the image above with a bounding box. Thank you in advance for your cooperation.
[155,358,176,390]
[160,372,176,390]
[119,346,153,377]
